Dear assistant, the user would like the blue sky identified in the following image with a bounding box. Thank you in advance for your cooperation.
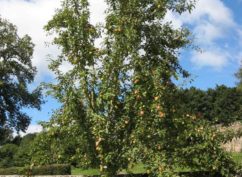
[0,0,242,134]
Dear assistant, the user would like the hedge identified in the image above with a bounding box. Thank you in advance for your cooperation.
[0,167,24,175]
[0,164,71,175]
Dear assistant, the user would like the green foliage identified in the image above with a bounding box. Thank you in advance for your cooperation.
[0,144,19,168]
[177,85,242,125]
[0,164,71,175]
[34,0,239,176]
[0,167,24,175]
[29,164,71,175]
[0,17,42,132]
[14,134,37,167]
[0,133,37,168]
[0,127,13,145]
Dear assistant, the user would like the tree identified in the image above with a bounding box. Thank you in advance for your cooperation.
[0,143,19,168]
[13,133,37,167]
[0,127,13,146]
[0,133,37,168]
[0,17,42,133]
[207,85,242,125]
[177,86,242,125]
[35,0,238,176]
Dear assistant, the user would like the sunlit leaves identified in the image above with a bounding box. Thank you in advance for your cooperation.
[35,0,239,176]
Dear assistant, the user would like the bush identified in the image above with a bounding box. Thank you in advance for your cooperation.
[0,167,25,175]
[30,164,71,175]
[0,164,71,175]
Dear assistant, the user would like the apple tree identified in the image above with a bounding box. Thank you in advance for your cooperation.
[34,0,239,176]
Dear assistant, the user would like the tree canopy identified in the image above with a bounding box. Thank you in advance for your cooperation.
[33,0,239,176]
[177,85,242,125]
[0,17,42,133]
[0,133,37,168]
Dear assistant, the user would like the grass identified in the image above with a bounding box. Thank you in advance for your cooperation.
[72,153,242,175]
[231,152,242,165]
[72,168,100,175]
[71,164,145,175]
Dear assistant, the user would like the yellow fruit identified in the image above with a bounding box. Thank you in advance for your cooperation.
[159,111,164,118]
[156,105,161,110]
[114,28,122,33]
[134,79,139,84]
[154,96,159,101]
[136,95,141,100]
[140,110,145,116]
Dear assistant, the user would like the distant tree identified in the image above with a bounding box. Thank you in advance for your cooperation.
[178,86,242,125]
[0,133,37,168]
[0,17,42,134]
[207,85,242,125]
[11,135,22,146]
[0,127,13,146]
[0,143,18,168]
[14,133,37,167]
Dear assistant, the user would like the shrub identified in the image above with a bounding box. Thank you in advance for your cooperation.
[0,167,24,175]
[30,164,71,175]
[0,164,71,175]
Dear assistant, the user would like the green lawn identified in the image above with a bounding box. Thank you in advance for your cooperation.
[72,168,100,175]
[72,153,242,175]
[72,164,146,175]
[231,152,242,165]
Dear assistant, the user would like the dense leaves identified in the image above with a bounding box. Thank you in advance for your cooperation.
[0,127,13,146]
[34,0,239,176]
[0,134,36,168]
[177,85,242,125]
[0,164,71,175]
[0,17,42,133]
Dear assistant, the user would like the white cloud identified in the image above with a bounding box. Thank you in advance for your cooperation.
[13,124,43,137]
[191,49,230,69]
[164,10,183,29]
[189,0,238,68]
[189,0,235,44]
[89,0,107,25]
[193,21,223,44]
[182,0,234,26]
[165,0,238,69]
[21,124,43,136]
